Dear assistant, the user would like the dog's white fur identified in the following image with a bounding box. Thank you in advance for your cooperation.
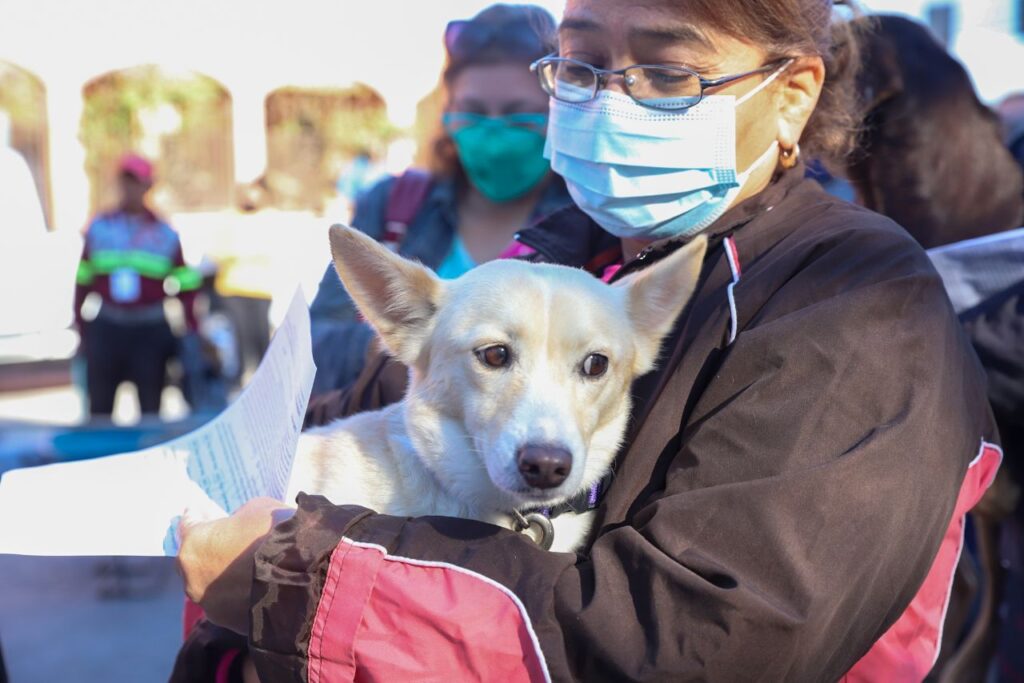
[287,226,706,552]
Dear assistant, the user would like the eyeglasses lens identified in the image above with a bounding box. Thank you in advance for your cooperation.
[627,67,702,109]
[539,59,705,110]
[545,61,596,102]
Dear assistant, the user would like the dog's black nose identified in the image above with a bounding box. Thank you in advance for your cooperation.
[516,445,572,489]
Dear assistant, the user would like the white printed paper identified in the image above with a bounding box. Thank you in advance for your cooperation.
[0,289,316,556]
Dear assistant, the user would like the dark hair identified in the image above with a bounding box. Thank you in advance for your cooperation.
[427,4,556,177]
[673,0,868,166]
[846,15,1024,247]
[443,4,556,84]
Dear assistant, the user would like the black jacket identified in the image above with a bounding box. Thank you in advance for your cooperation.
[210,167,996,682]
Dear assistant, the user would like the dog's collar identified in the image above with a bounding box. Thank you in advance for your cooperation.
[512,480,605,550]
[540,481,602,518]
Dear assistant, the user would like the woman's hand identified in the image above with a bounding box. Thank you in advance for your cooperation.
[178,497,293,634]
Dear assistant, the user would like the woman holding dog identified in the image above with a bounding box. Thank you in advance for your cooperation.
[177,1,1000,680]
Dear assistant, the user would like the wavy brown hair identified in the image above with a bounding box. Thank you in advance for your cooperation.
[673,0,869,167]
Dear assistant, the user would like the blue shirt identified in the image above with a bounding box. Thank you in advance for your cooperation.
[434,236,478,280]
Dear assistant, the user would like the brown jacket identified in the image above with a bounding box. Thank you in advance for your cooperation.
[216,167,997,682]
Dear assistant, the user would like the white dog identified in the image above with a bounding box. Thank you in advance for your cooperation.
[287,226,706,552]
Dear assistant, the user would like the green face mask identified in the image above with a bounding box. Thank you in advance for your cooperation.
[444,112,550,203]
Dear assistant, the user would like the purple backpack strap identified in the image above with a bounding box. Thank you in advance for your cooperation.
[381,169,433,252]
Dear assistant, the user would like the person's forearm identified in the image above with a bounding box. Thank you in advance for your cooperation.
[178,499,293,635]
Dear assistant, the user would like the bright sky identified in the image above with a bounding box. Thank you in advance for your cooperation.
[2,0,1019,114]
[0,1,567,123]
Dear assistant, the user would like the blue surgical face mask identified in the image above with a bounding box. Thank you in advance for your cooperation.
[544,64,787,241]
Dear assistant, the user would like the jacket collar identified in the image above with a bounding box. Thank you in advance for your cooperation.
[516,202,622,270]
[518,162,809,272]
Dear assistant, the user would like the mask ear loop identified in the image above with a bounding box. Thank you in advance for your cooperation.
[735,58,794,107]
[736,59,799,169]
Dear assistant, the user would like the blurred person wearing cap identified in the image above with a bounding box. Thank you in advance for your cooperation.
[306,3,572,398]
[74,154,203,417]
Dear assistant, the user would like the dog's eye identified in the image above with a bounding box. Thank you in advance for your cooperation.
[581,353,608,378]
[476,345,511,369]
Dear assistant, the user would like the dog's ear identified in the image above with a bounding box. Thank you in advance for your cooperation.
[614,235,707,374]
[328,224,443,364]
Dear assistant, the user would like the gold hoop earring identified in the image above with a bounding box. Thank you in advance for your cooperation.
[779,143,801,170]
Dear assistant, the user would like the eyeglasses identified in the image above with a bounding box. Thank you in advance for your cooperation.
[530,55,793,111]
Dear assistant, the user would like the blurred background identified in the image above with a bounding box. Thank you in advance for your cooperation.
[0,0,1022,681]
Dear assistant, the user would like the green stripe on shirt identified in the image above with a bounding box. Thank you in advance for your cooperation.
[171,265,203,292]
[89,249,175,279]
[76,261,95,285]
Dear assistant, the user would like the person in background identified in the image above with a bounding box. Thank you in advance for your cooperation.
[958,262,1024,681]
[74,154,203,417]
[334,149,383,209]
[209,194,275,384]
[845,14,1024,249]
[308,3,572,395]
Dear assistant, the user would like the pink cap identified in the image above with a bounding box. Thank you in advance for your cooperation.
[118,153,154,183]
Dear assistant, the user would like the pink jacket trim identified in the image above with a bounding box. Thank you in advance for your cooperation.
[842,440,1002,682]
[308,538,551,683]
[215,648,241,683]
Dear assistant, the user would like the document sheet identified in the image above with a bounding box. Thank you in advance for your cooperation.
[0,290,316,556]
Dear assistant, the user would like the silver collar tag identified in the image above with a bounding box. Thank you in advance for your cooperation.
[511,510,555,551]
